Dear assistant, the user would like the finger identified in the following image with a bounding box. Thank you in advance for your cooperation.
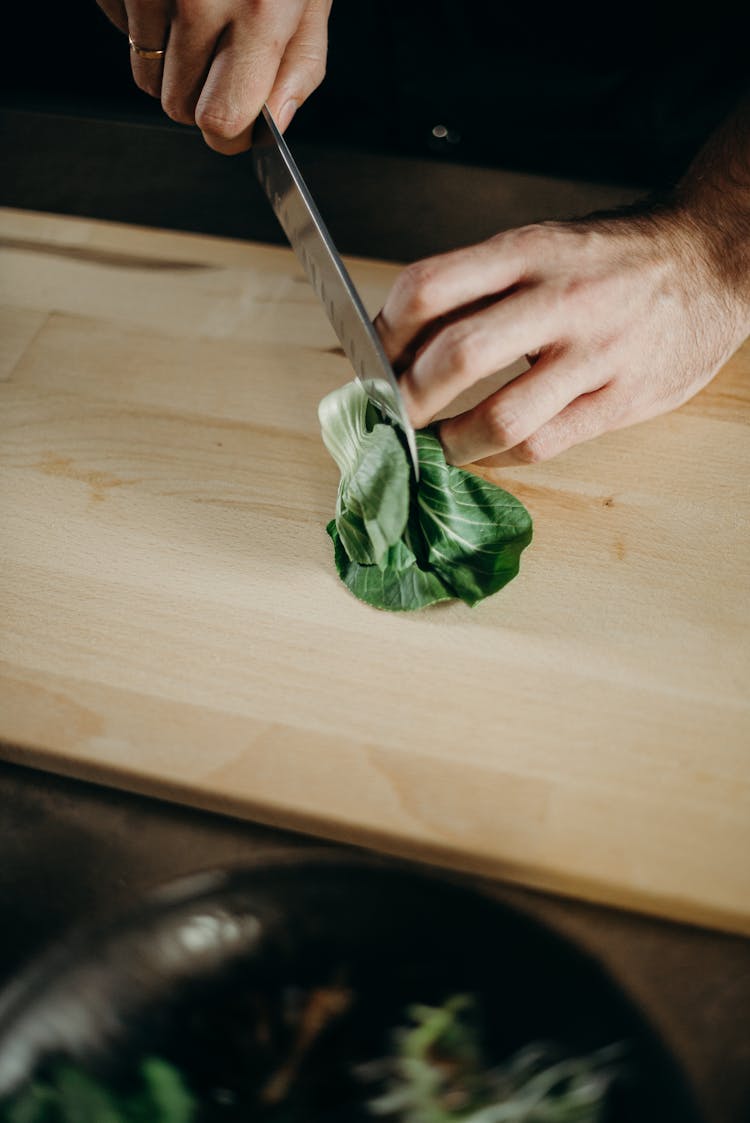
[478,385,625,468]
[97,0,128,35]
[375,229,533,368]
[266,0,332,132]
[195,2,306,155]
[399,286,562,429]
[438,351,605,466]
[161,9,223,125]
[124,0,170,98]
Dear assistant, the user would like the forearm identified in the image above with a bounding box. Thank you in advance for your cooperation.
[672,92,750,316]
[585,93,750,353]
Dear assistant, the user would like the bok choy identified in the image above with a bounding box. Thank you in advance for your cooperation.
[318,382,533,611]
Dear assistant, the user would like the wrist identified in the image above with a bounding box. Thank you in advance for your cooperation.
[670,93,750,329]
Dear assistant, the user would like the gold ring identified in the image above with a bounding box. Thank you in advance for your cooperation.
[128,33,166,59]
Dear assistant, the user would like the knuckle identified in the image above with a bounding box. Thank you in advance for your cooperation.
[442,325,481,379]
[267,32,287,56]
[203,134,247,155]
[161,93,194,125]
[485,403,523,449]
[561,274,595,307]
[173,0,204,17]
[514,435,548,464]
[393,259,442,317]
[195,102,245,139]
[504,222,548,257]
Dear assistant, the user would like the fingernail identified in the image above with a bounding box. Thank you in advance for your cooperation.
[277,99,299,133]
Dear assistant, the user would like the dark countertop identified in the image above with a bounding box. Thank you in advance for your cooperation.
[1,108,645,262]
[1,761,749,1123]
[2,105,749,1123]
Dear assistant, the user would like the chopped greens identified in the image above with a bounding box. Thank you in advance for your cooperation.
[358,995,624,1122]
[0,995,624,1123]
[0,1057,194,1123]
[319,382,532,611]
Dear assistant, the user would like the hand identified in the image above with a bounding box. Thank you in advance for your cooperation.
[375,211,750,467]
[97,0,331,153]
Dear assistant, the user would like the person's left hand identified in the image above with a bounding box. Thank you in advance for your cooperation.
[375,212,749,467]
[96,0,331,153]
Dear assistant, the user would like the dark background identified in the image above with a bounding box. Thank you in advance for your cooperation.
[3,0,748,187]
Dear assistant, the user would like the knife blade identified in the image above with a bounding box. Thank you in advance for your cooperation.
[251,105,419,478]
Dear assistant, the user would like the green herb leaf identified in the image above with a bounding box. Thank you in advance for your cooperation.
[1,1082,59,1123]
[337,425,411,567]
[359,996,624,1123]
[133,1059,195,1123]
[415,430,532,607]
[0,1059,194,1123]
[319,382,533,611]
[52,1067,125,1123]
[320,380,411,567]
[328,520,453,612]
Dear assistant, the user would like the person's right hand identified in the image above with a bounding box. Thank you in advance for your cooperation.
[374,208,749,469]
[96,0,331,153]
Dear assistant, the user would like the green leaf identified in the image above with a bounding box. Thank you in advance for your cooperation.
[328,521,453,611]
[136,1059,194,1123]
[1,1082,59,1123]
[318,379,372,478]
[320,382,533,612]
[359,995,623,1123]
[416,430,533,607]
[0,1059,194,1123]
[53,1067,125,1123]
[337,425,411,566]
[319,382,410,567]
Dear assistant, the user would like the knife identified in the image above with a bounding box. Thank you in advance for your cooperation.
[251,105,420,478]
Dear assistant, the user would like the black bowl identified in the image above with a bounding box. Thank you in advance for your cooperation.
[0,852,702,1120]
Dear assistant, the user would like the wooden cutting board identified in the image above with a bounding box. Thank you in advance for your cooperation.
[1,207,749,935]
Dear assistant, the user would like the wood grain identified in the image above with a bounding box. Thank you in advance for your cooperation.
[1,207,748,935]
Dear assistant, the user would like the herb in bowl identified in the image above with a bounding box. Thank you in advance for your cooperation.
[0,994,623,1123]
